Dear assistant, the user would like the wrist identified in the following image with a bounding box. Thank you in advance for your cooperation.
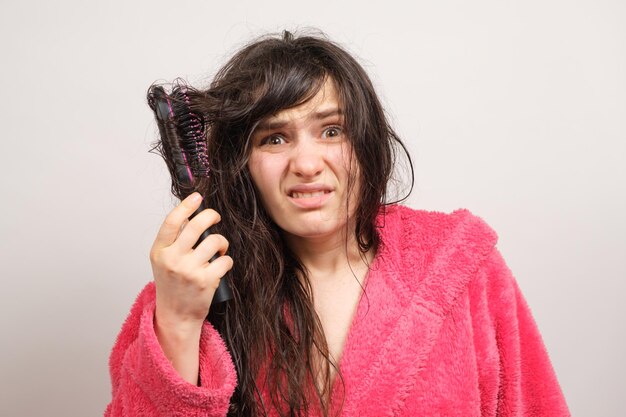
[154,307,204,341]
[153,309,202,386]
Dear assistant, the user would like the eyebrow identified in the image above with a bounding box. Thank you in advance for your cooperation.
[254,108,343,132]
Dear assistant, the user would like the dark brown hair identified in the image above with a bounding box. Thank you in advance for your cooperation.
[155,30,412,416]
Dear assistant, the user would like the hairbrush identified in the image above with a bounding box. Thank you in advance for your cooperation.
[147,82,232,305]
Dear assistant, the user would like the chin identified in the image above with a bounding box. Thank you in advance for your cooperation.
[270,206,355,241]
[282,220,349,240]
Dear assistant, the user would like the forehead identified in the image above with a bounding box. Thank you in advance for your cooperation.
[260,78,342,128]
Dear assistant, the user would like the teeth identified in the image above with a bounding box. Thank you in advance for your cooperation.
[292,191,326,199]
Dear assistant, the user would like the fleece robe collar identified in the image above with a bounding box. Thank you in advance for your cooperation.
[329,205,498,416]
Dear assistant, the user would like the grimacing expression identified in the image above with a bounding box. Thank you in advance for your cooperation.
[247,78,360,242]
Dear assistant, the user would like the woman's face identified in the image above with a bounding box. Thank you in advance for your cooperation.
[248,79,360,242]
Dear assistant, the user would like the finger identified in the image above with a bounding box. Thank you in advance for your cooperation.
[173,208,222,252]
[189,233,229,264]
[153,193,203,250]
[202,255,234,287]
[176,219,189,240]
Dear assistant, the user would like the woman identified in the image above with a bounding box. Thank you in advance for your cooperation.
[105,31,569,416]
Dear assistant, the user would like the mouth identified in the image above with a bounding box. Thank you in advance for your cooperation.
[287,186,334,209]
[289,190,330,199]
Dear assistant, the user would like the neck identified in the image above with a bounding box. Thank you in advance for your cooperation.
[284,226,372,283]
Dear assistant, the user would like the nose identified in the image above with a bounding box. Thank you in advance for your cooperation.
[289,140,324,179]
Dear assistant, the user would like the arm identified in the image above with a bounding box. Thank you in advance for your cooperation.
[480,249,570,416]
[104,282,237,417]
[105,191,237,416]
[154,311,202,386]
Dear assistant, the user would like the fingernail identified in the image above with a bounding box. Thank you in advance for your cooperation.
[190,192,202,202]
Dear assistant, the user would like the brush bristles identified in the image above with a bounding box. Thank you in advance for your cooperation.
[147,81,211,182]
[171,86,210,178]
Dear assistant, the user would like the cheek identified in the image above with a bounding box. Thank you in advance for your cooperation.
[248,155,279,203]
[248,150,268,180]
[341,142,358,171]
[336,145,359,185]
[343,151,362,210]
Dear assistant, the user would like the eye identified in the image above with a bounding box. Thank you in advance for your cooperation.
[260,134,286,146]
[322,126,343,139]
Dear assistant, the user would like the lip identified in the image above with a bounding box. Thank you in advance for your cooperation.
[287,184,334,209]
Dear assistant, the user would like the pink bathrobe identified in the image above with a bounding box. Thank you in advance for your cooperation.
[105,205,570,416]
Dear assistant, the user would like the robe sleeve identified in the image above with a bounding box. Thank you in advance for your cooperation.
[482,249,570,416]
[104,282,237,417]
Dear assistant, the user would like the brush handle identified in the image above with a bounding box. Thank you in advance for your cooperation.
[190,202,233,305]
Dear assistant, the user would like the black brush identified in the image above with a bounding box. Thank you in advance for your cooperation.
[147,82,233,305]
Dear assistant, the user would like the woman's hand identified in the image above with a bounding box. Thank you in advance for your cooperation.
[149,192,233,384]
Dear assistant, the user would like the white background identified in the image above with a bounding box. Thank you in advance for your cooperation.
[1,1,624,416]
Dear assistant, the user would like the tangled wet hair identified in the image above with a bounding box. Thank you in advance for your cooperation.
[150,29,413,417]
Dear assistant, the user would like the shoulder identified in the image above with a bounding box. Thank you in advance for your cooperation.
[371,205,502,304]
[376,204,499,259]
